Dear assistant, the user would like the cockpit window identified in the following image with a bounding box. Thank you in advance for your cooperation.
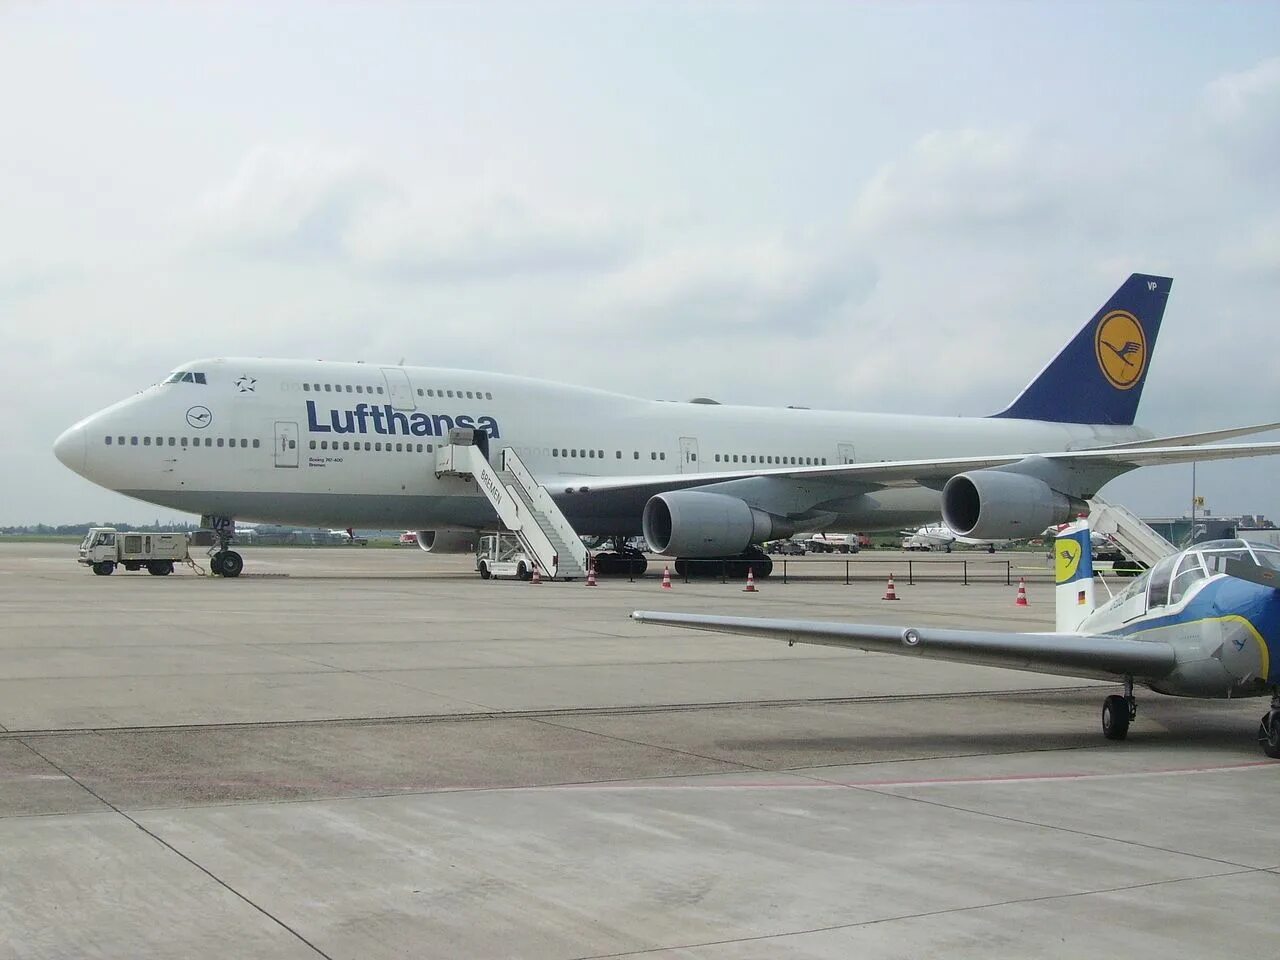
[1249,546,1280,571]
[1168,552,1208,606]
[1146,555,1177,609]
[164,371,207,384]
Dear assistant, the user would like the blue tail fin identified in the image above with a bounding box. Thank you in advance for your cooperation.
[992,273,1172,425]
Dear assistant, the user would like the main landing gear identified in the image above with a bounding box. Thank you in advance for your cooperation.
[673,546,773,580]
[1101,677,1137,741]
[1258,691,1280,760]
[203,514,244,578]
[591,537,649,577]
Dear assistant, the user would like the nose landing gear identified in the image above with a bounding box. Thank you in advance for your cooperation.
[202,514,244,578]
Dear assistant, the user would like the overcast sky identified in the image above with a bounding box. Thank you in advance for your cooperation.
[3,1,1279,526]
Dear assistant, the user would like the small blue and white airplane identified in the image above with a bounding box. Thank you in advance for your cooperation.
[634,519,1280,758]
[53,274,1280,577]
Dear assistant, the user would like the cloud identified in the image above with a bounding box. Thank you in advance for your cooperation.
[0,262,82,306]
[851,130,1064,237]
[1201,57,1280,176]
[583,239,877,335]
[196,145,390,258]
[196,145,636,280]
[346,195,634,280]
[1218,220,1280,279]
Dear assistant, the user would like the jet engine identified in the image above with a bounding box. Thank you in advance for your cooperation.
[642,491,788,556]
[942,470,1085,540]
[415,530,478,553]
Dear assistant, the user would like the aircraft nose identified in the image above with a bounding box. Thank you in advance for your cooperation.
[53,422,87,474]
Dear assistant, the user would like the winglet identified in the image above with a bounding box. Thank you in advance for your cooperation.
[1055,518,1095,632]
[992,274,1172,425]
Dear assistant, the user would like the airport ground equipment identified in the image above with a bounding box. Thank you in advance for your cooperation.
[475,533,534,581]
[1086,495,1176,569]
[78,527,194,576]
[436,430,588,581]
[636,519,1280,759]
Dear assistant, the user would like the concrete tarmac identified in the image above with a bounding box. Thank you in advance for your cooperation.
[2,543,1276,959]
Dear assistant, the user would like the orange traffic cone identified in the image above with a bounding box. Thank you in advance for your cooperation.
[531,564,542,585]
[661,565,673,589]
[883,573,898,600]
[743,567,758,593]
[1015,577,1028,606]
[585,561,597,586]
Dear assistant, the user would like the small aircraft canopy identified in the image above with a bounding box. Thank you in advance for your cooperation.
[1113,539,1280,611]
[1193,539,1280,573]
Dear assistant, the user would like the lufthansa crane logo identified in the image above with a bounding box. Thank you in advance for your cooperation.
[1094,310,1146,390]
[186,406,212,429]
[1056,540,1082,584]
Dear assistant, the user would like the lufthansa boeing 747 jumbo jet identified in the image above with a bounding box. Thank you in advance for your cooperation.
[54,274,1280,577]
[634,519,1280,758]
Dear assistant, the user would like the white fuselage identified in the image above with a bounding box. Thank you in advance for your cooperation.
[55,358,1150,534]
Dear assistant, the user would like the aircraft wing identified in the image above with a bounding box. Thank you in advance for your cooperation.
[631,611,1179,684]
[1090,421,1280,450]
[549,441,1280,504]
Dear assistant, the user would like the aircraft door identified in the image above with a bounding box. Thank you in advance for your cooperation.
[380,368,416,411]
[679,437,699,474]
[837,442,857,465]
[274,421,299,468]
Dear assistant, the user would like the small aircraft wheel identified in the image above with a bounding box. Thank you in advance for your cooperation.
[479,561,491,580]
[1258,713,1280,759]
[1102,695,1131,741]
[92,561,114,576]
[219,551,244,578]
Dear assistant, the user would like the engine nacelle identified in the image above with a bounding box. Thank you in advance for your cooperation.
[642,491,786,556]
[942,471,1085,540]
[415,530,477,553]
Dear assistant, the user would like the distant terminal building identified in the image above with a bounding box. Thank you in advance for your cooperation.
[1143,514,1277,549]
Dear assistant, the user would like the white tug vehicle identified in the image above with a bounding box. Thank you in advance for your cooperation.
[78,527,195,577]
[474,533,535,581]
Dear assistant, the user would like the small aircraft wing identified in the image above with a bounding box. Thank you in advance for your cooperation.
[631,611,1179,684]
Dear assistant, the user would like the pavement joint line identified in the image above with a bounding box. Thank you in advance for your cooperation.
[798,771,1267,873]
[564,865,1266,960]
[0,686,1103,739]
[531,714,764,773]
[12,736,336,960]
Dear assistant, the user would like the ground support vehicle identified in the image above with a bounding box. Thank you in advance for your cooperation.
[475,533,534,581]
[78,528,193,576]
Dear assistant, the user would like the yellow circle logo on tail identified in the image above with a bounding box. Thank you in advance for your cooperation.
[1056,540,1082,583]
[1095,310,1147,390]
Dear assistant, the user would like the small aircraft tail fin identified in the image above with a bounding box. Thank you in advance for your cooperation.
[992,273,1171,426]
[1055,518,1095,632]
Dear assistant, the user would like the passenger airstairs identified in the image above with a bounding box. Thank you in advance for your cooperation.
[1087,495,1176,569]
[435,432,589,580]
